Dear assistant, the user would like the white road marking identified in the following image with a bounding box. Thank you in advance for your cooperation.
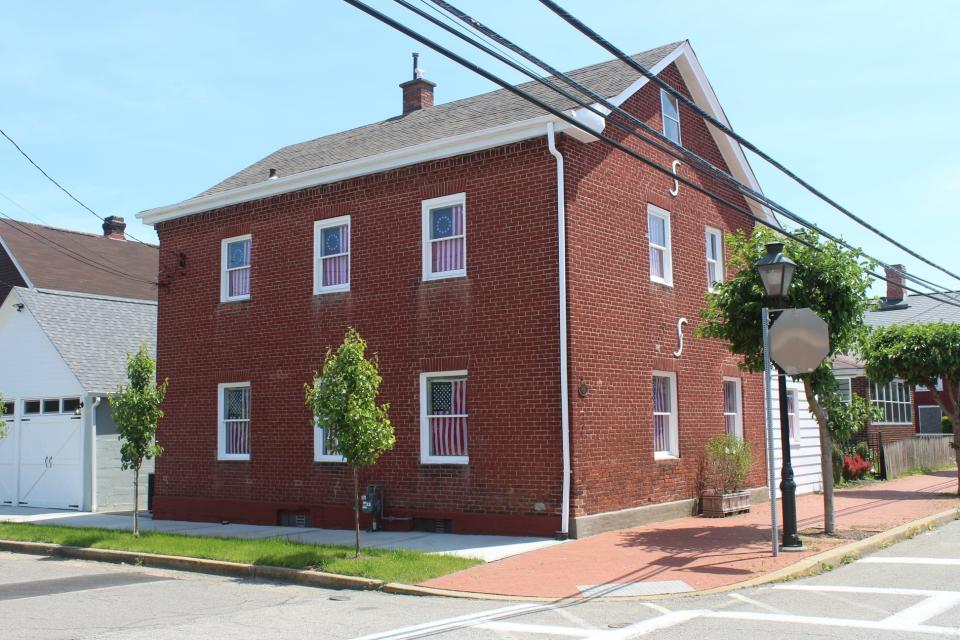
[476,621,593,637]
[728,592,785,614]
[553,606,601,631]
[775,584,960,598]
[704,610,960,636]
[641,602,672,615]
[860,556,960,566]
[602,611,705,639]
[350,603,542,640]
[885,594,960,625]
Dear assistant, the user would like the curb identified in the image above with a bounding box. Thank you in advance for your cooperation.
[0,540,382,592]
[1,507,956,602]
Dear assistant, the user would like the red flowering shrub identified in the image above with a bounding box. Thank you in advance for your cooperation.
[842,453,871,481]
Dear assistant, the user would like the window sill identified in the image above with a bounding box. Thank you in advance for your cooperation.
[314,286,350,296]
[217,455,250,462]
[650,278,674,288]
[654,452,680,461]
[420,456,469,465]
[314,456,347,463]
[422,271,467,283]
[221,296,250,304]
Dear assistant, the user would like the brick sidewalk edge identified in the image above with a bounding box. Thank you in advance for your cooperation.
[1,507,956,602]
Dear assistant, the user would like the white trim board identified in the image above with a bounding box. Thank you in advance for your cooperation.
[0,232,34,288]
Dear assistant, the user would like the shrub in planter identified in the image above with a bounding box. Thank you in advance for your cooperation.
[701,434,753,517]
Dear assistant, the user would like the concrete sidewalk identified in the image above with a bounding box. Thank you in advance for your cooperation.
[0,508,559,562]
[422,470,959,598]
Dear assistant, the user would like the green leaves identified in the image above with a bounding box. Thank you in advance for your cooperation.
[304,328,395,469]
[703,434,753,493]
[0,392,6,440]
[111,345,167,472]
[862,322,960,389]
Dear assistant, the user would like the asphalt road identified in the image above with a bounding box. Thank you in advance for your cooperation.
[2,519,960,639]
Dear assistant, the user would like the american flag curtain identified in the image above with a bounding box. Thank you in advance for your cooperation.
[653,375,671,452]
[723,381,738,435]
[648,214,666,279]
[430,204,464,274]
[429,378,468,457]
[321,224,350,287]
[227,239,251,298]
[224,387,250,455]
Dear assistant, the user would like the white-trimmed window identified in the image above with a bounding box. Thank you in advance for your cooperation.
[314,216,350,294]
[653,371,679,458]
[647,204,673,286]
[722,377,743,438]
[422,193,466,281]
[218,382,251,461]
[661,89,681,145]
[836,377,852,404]
[2,401,14,417]
[870,380,913,424]
[221,235,251,302]
[918,405,944,435]
[786,390,799,441]
[705,227,724,292]
[420,371,468,464]
[314,417,345,462]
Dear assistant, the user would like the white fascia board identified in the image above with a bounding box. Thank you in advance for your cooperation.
[140,114,573,226]
[0,232,34,288]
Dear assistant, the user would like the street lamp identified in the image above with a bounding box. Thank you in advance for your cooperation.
[756,242,804,551]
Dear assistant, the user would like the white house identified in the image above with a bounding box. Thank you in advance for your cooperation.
[769,376,823,495]
[0,287,157,512]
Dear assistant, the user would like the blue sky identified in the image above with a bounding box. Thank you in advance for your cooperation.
[2,1,957,296]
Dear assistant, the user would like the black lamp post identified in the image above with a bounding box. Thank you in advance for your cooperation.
[756,242,804,550]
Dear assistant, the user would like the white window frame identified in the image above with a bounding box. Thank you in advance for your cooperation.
[220,234,252,303]
[705,227,724,292]
[314,417,346,462]
[218,382,251,461]
[836,377,852,404]
[660,89,681,145]
[421,193,467,282]
[870,379,913,425]
[652,371,679,459]
[917,405,943,436]
[786,389,800,443]
[420,370,469,465]
[313,215,351,295]
[647,204,673,286]
[722,377,743,438]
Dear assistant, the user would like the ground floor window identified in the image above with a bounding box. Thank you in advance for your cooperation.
[786,390,799,441]
[420,371,468,464]
[918,405,943,435]
[218,382,251,461]
[870,380,913,424]
[723,377,743,438]
[314,416,345,462]
[653,371,679,458]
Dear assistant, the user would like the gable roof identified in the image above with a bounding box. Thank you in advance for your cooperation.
[12,287,157,395]
[866,292,960,328]
[140,41,773,227]
[0,220,158,301]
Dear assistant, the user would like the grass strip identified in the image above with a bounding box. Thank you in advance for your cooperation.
[0,523,480,584]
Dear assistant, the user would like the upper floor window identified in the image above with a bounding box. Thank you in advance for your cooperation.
[314,216,351,294]
[653,371,679,458]
[420,371,468,464]
[221,235,251,302]
[660,89,681,145]
[647,204,673,286]
[705,227,724,292]
[218,382,251,461]
[871,380,913,424]
[422,193,466,281]
[722,378,743,438]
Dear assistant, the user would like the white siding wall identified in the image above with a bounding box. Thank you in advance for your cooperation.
[769,378,823,495]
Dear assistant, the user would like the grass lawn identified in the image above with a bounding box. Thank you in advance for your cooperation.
[0,523,481,584]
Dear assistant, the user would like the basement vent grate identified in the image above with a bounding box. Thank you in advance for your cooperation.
[413,518,453,534]
[278,511,310,528]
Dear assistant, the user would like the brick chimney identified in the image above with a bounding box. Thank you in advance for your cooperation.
[400,52,435,115]
[102,216,126,240]
[885,264,905,302]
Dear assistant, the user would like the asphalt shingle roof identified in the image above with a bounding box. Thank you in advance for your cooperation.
[865,293,960,328]
[199,42,683,197]
[16,287,157,395]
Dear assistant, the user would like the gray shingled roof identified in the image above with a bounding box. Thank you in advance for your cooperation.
[199,42,683,197]
[866,292,960,328]
[15,287,157,395]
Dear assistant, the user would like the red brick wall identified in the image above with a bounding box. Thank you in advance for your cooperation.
[153,139,566,535]
[0,244,27,306]
[563,63,767,517]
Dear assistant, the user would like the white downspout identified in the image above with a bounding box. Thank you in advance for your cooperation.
[547,122,571,537]
[89,396,101,512]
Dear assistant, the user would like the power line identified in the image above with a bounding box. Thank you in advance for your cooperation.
[399,0,957,300]
[535,0,960,286]
[0,190,49,226]
[343,0,960,312]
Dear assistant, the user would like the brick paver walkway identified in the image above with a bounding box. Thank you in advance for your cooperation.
[422,470,958,598]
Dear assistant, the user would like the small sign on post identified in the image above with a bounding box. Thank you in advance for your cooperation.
[769,308,830,374]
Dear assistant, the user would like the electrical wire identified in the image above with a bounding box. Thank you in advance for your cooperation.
[401,0,956,301]
[536,0,960,286]
[342,0,960,311]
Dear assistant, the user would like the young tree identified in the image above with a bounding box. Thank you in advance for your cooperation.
[862,322,960,492]
[111,345,167,537]
[305,328,394,558]
[699,227,874,533]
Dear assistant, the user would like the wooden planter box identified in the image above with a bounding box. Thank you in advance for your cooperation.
[701,490,751,518]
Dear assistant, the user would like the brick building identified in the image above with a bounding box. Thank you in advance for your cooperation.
[139,41,777,537]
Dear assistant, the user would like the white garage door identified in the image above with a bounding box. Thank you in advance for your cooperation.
[0,398,83,510]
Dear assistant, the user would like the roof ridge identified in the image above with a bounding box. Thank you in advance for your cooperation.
[23,287,159,306]
[0,218,159,248]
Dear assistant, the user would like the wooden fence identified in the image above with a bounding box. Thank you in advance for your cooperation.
[883,435,956,479]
